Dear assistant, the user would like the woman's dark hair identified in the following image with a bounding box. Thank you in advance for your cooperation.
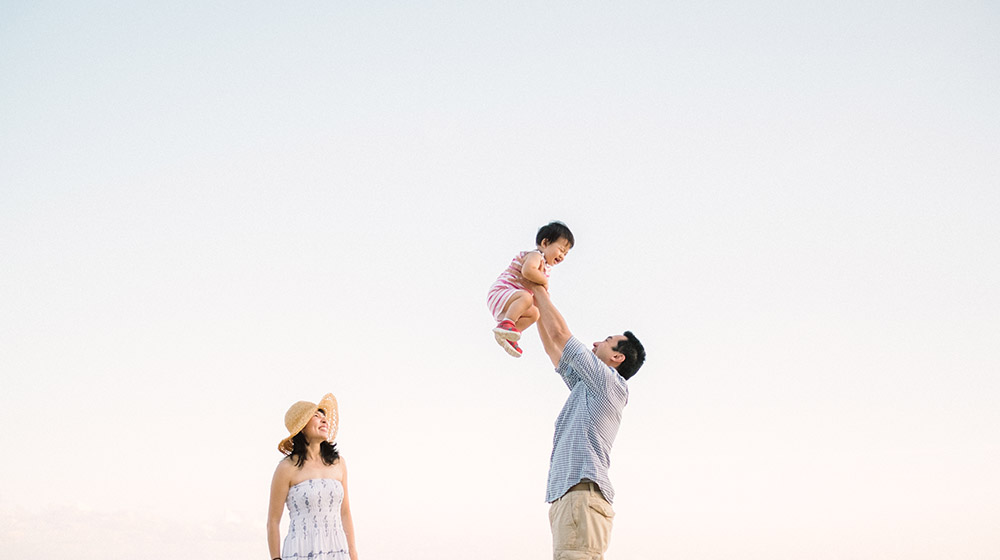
[536,221,574,248]
[614,330,646,380]
[288,431,340,468]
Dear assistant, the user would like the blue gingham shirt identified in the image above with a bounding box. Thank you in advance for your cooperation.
[546,336,629,504]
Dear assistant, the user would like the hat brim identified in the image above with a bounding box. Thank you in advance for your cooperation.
[278,393,339,455]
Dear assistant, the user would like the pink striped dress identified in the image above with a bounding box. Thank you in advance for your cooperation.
[486,250,552,321]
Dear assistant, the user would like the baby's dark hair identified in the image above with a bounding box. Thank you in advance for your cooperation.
[536,221,574,248]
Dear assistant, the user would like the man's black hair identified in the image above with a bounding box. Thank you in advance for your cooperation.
[536,221,574,248]
[614,331,646,380]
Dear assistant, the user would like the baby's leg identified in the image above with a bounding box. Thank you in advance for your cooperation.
[515,304,539,333]
[502,290,534,323]
[493,289,532,347]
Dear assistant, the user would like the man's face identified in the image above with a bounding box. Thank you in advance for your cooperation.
[592,335,628,367]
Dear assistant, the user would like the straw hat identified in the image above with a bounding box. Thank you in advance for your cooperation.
[278,393,339,454]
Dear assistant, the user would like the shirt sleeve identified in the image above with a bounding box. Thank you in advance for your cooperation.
[556,336,618,392]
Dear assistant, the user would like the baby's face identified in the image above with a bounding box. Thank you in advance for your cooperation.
[539,237,572,266]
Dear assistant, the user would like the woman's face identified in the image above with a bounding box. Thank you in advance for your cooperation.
[301,409,330,443]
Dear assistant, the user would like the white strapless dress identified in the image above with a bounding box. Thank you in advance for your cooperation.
[283,478,350,559]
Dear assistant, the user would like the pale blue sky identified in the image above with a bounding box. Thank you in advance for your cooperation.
[2,2,998,559]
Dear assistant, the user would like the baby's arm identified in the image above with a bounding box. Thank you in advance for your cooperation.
[520,251,549,287]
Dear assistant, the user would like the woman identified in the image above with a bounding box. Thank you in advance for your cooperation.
[267,393,358,560]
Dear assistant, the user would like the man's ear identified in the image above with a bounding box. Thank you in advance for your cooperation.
[611,352,625,367]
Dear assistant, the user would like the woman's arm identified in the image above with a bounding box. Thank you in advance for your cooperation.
[520,252,549,287]
[340,458,359,560]
[267,460,290,559]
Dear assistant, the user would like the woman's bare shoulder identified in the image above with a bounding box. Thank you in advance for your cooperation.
[273,456,295,476]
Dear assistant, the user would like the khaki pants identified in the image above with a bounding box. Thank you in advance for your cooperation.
[549,482,615,560]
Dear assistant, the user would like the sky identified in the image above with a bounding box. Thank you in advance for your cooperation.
[1,1,998,559]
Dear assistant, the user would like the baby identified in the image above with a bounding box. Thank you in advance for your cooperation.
[487,221,574,357]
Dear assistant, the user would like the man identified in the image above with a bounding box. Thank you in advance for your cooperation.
[528,282,646,560]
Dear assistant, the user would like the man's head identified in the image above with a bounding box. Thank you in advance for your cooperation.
[592,331,646,380]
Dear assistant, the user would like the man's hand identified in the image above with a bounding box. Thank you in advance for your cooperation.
[521,276,546,294]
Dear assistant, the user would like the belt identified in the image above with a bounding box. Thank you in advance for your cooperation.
[568,480,600,493]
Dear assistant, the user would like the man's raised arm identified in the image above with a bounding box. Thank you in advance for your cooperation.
[529,283,573,367]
